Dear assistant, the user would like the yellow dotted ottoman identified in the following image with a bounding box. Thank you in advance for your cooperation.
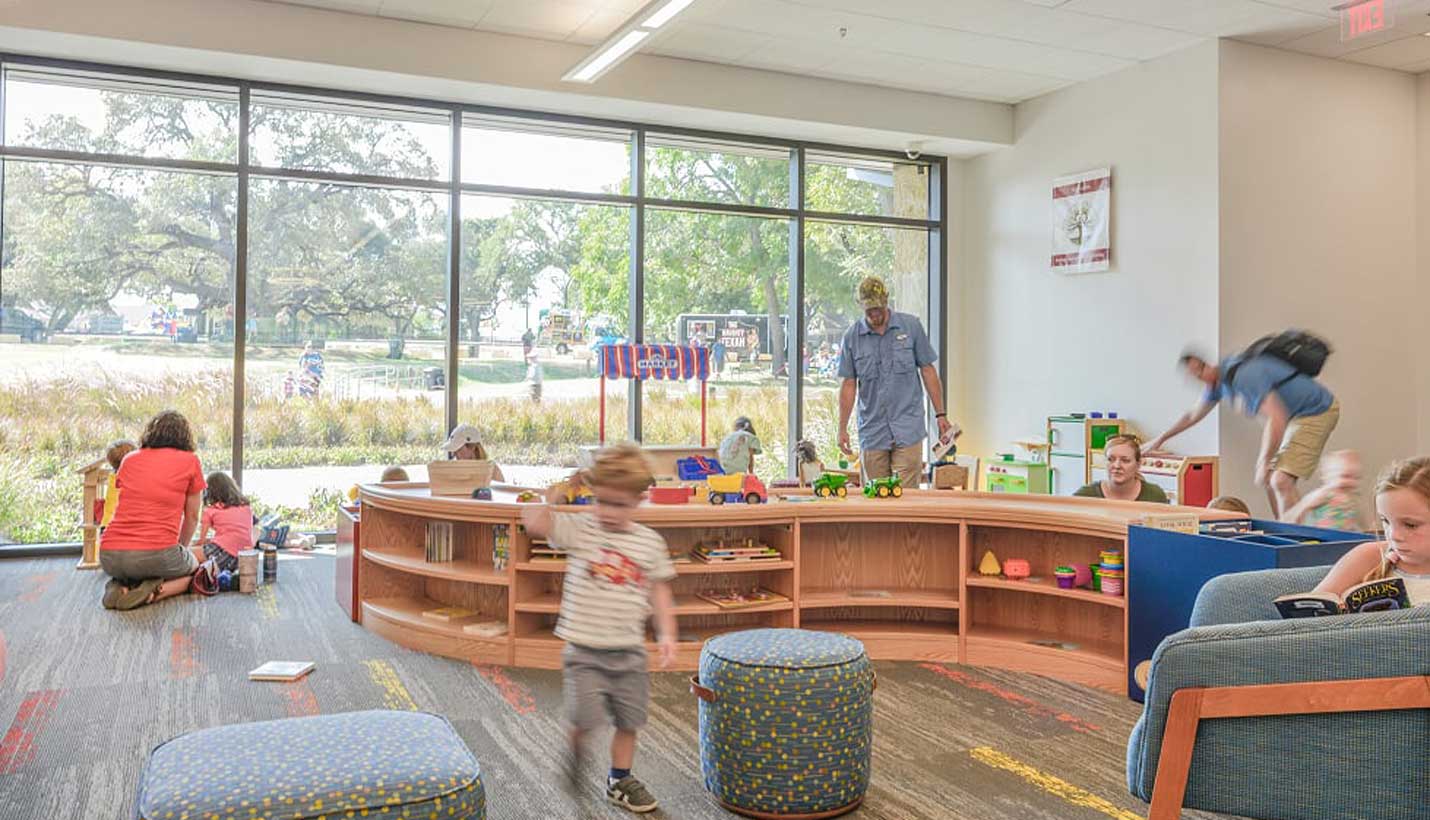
[691,628,875,819]
[135,710,485,819]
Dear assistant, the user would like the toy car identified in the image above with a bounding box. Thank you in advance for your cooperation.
[470,487,493,500]
[515,490,541,503]
[706,473,767,505]
[863,475,903,499]
[812,473,849,498]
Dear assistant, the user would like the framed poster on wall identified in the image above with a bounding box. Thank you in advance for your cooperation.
[1051,168,1111,274]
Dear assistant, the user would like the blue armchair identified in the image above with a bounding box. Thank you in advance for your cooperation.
[1126,566,1430,820]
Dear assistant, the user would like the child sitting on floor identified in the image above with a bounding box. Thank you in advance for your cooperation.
[1280,449,1365,531]
[1312,457,1430,606]
[380,465,410,482]
[1206,495,1251,515]
[193,471,254,574]
[100,439,138,527]
[716,417,762,476]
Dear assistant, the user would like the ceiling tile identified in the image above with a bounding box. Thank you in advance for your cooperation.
[1064,0,1331,38]
[477,0,600,39]
[378,0,492,28]
[1071,22,1205,60]
[647,22,772,64]
[1341,32,1430,69]
[277,0,384,13]
[888,24,1133,79]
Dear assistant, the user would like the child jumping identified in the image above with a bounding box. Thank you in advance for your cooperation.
[1280,449,1364,531]
[1312,456,1430,605]
[521,443,676,813]
[193,471,254,573]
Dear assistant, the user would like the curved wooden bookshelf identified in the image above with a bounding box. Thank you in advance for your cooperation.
[355,483,1233,692]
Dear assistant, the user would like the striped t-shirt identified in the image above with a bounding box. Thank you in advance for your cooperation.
[551,512,676,649]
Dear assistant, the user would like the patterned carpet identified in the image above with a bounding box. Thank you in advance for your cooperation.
[0,552,1235,820]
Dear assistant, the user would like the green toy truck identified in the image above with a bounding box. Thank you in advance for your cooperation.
[863,475,904,499]
[812,473,849,498]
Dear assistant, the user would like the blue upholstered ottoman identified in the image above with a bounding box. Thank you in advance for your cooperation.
[136,710,484,820]
[692,628,875,819]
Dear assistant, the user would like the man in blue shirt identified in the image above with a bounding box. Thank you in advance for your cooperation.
[1146,350,1339,518]
[837,276,954,486]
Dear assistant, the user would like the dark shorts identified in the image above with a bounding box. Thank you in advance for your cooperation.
[202,543,239,573]
[562,644,649,732]
[100,544,197,584]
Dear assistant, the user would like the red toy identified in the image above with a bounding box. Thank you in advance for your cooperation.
[649,486,695,505]
[707,473,768,505]
[1002,559,1031,581]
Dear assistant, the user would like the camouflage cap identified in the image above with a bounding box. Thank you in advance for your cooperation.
[857,276,889,309]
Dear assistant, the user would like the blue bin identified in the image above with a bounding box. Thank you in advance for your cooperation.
[692,628,874,818]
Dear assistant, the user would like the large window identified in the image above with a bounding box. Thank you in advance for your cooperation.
[0,57,943,546]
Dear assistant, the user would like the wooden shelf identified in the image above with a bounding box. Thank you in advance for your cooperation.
[514,560,569,573]
[799,618,958,639]
[515,592,793,616]
[800,588,959,610]
[966,624,1121,669]
[965,575,1125,608]
[361,596,510,665]
[364,547,509,586]
[674,559,794,574]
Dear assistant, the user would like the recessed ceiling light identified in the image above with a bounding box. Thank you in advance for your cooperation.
[563,0,699,84]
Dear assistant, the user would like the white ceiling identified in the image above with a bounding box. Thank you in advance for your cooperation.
[266,0,1430,103]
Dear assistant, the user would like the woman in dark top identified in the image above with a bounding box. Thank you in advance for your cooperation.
[1074,434,1169,503]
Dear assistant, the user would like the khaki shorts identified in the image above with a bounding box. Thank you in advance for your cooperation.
[562,644,649,732]
[1272,399,1340,480]
[99,544,197,585]
[862,443,924,487]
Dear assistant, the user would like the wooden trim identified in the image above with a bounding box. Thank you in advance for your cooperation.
[1149,676,1430,820]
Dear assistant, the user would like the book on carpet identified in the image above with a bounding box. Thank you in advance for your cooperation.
[422,605,479,623]
[1274,577,1410,618]
[462,620,508,638]
[248,661,315,682]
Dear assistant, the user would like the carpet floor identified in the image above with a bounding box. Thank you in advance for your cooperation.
[0,552,1234,820]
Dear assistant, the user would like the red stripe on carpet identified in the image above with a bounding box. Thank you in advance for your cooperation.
[475,664,536,715]
[169,629,203,679]
[18,573,56,604]
[0,690,63,774]
[919,663,1100,734]
[282,679,320,717]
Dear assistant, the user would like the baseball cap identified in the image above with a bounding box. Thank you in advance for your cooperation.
[857,276,889,310]
[441,424,483,453]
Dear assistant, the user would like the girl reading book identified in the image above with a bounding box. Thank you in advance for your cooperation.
[1312,456,1430,606]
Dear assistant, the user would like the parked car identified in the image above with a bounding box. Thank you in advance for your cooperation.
[0,307,47,342]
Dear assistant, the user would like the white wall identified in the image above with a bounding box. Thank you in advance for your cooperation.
[1218,41,1418,512]
[1419,74,1430,455]
[959,42,1220,462]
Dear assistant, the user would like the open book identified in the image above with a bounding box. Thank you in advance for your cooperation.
[1274,577,1410,618]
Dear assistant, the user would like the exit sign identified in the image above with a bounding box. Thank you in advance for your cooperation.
[1338,0,1393,41]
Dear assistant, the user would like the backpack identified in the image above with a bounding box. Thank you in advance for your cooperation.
[1224,329,1331,389]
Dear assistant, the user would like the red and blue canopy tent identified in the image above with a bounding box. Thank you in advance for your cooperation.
[597,344,711,446]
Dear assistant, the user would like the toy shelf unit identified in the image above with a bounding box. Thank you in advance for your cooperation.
[357,503,513,666]
[980,457,1051,495]
[1047,414,1126,496]
[964,523,1128,691]
[1125,518,1366,702]
[1091,452,1218,507]
[797,520,961,662]
[512,522,796,670]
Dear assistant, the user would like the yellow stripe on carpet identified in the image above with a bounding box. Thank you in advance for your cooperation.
[362,659,418,711]
[255,584,279,619]
[970,746,1144,820]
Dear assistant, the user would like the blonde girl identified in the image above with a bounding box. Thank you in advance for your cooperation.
[1313,457,1430,605]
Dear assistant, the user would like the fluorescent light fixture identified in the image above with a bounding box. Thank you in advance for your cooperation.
[563,0,698,83]
[643,0,696,29]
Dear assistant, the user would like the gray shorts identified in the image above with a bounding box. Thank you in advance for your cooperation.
[100,544,197,584]
[562,644,649,732]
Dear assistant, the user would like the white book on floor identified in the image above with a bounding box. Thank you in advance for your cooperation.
[248,661,315,682]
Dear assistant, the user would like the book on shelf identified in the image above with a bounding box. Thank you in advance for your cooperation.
[1203,520,1255,535]
[422,605,480,623]
[696,587,789,610]
[462,620,508,638]
[1274,577,1410,618]
[692,542,781,563]
[1138,513,1199,534]
[248,661,315,682]
[426,521,454,563]
[848,589,893,598]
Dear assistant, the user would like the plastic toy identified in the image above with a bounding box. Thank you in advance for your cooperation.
[649,486,694,504]
[706,473,767,505]
[470,487,493,500]
[347,484,361,503]
[812,473,849,498]
[862,475,903,499]
[515,491,541,503]
[677,455,724,482]
[1002,558,1031,581]
[1070,562,1093,588]
[978,550,1002,576]
[1054,565,1077,589]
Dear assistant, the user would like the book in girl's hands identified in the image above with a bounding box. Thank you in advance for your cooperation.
[248,661,315,681]
[1274,577,1411,618]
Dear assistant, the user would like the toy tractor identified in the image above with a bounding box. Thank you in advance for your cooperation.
[812,473,849,498]
[863,475,904,499]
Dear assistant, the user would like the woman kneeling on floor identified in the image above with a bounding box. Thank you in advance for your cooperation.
[100,410,207,610]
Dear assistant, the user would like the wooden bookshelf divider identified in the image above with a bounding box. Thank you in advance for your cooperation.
[356,485,1231,690]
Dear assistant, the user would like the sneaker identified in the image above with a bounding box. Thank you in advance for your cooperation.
[606,775,658,813]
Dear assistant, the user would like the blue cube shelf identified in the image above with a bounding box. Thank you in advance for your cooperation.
[1126,518,1368,701]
